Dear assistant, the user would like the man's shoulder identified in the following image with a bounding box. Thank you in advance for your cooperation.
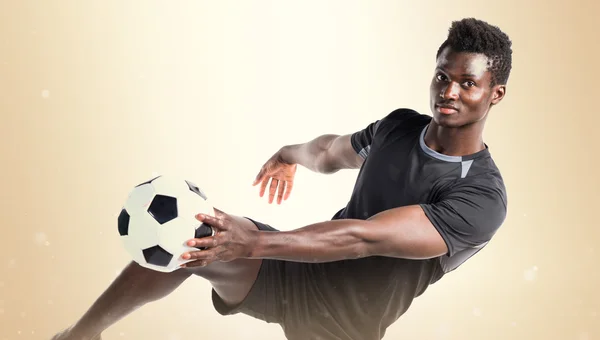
[381,108,432,125]
[448,159,507,205]
[469,152,506,187]
[375,108,431,136]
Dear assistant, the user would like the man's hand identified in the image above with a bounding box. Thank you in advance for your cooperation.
[253,149,297,204]
[180,209,258,268]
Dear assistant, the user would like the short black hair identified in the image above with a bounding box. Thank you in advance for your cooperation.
[436,18,512,86]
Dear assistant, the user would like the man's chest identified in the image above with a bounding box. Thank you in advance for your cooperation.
[355,138,463,206]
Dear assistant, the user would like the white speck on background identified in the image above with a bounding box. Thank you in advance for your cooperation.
[41,89,50,98]
[34,232,48,245]
[524,265,538,281]
[434,322,451,339]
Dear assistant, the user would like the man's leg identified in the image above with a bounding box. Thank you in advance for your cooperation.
[52,215,263,340]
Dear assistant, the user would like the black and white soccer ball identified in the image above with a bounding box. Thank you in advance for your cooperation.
[117,175,215,272]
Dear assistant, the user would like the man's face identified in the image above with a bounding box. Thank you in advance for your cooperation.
[429,46,505,128]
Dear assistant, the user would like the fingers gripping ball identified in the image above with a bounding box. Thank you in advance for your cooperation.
[117,175,215,272]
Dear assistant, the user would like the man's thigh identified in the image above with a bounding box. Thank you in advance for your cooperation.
[184,216,279,317]
[199,217,287,324]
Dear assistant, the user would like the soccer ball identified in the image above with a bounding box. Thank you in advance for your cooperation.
[117,175,215,272]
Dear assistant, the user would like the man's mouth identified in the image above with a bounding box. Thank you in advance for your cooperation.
[435,103,458,115]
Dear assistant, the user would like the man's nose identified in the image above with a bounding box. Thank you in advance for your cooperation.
[440,82,459,100]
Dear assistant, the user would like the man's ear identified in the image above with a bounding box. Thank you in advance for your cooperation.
[490,85,506,106]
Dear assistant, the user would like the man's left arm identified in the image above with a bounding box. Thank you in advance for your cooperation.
[182,180,507,265]
[248,205,448,262]
[181,205,445,265]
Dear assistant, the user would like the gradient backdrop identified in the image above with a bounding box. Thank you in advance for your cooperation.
[1,1,598,339]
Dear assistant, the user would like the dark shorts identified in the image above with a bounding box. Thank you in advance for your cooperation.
[211,217,285,324]
[209,218,402,340]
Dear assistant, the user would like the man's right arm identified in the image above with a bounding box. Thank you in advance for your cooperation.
[278,134,363,174]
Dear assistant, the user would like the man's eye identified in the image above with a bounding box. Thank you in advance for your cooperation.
[436,74,446,81]
[465,81,476,87]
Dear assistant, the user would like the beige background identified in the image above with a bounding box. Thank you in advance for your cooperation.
[1,0,598,339]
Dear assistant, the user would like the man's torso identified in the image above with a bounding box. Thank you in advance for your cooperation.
[280,108,507,339]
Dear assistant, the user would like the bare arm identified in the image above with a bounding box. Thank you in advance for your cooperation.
[184,179,504,266]
[248,205,448,262]
[183,205,451,266]
[279,134,364,174]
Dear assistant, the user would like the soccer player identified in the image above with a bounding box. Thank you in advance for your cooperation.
[52,17,512,340]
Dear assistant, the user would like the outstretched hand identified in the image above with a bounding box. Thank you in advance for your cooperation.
[253,151,297,204]
[180,209,258,268]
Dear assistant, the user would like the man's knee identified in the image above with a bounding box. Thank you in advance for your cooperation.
[124,260,193,282]
[186,258,262,283]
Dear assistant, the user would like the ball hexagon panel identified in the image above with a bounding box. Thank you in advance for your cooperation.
[156,218,198,268]
[138,256,178,272]
[124,184,156,217]
[151,175,190,199]
[175,189,214,227]
[123,211,160,251]
[156,217,197,250]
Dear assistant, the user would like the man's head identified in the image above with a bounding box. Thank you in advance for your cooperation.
[429,18,512,128]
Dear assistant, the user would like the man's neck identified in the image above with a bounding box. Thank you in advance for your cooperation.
[424,121,486,157]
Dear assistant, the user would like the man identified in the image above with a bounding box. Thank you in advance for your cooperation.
[52,17,512,340]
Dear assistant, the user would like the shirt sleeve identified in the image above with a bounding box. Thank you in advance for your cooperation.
[350,108,425,159]
[350,120,381,159]
[420,177,507,257]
